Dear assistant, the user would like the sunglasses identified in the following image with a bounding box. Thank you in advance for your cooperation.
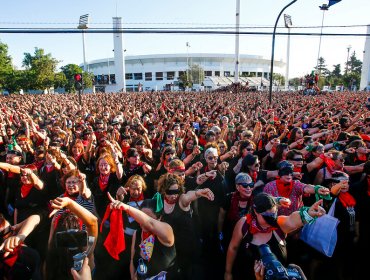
[238,182,254,188]
[207,156,218,161]
[290,158,304,162]
[165,189,180,195]
[167,135,175,138]
[246,148,255,151]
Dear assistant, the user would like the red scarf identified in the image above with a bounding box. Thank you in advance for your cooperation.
[129,192,144,202]
[338,192,356,208]
[45,164,54,173]
[74,154,82,162]
[319,154,336,173]
[100,206,125,260]
[246,213,277,234]
[293,166,302,173]
[21,183,34,198]
[276,179,293,198]
[249,171,257,182]
[99,174,109,192]
[3,246,21,268]
[164,196,177,205]
[142,230,153,241]
[227,192,251,224]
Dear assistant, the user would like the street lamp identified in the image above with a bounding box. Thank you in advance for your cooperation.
[78,14,89,72]
[269,0,298,104]
[346,45,352,74]
[186,42,190,85]
[316,4,329,76]
[284,14,293,91]
[234,0,241,84]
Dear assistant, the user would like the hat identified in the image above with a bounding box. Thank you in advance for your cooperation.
[201,117,209,122]
[83,129,93,136]
[7,150,22,157]
[235,173,252,185]
[95,119,104,124]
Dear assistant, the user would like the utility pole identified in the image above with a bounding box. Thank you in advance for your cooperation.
[346,45,352,74]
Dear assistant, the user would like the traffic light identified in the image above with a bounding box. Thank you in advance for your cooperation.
[74,74,83,90]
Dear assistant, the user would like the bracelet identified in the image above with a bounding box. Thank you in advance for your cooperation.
[299,206,315,225]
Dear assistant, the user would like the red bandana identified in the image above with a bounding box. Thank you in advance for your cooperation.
[246,213,277,234]
[99,174,109,192]
[100,206,125,260]
[319,154,336,173]
[21,184,34,198]
[45,164,55,173]
[338,192,356,208]
[142,230,153,242]
[3,246,21,268]
[249,171,257,182]
[129,192,144,202]
[293,166,302,173]
[276,179,293,198]
[164,196,177,205]
[227,192,251,224]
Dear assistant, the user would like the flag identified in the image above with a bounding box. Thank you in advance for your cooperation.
[328,0,341,7]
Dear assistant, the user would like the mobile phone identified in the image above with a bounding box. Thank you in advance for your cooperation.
[192,122,200,130]
[55,230,88,248]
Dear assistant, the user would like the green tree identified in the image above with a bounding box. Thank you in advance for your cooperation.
[61,64,94,92]
[315,57,330,76]
[178,63,204,88]
[190,64,204,85]
[289,77,301,87]
[0,41,13,90]
[61,64,82,92]
[272,73,285,86]
[22,47,59,90]
[345,51,362,74]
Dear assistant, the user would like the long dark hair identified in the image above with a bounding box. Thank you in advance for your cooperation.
[46,212,84,280]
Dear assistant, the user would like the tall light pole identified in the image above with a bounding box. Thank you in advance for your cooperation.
[345,45,352,74]
[316,4,328,75]
[269,0,298,104]
[284,14,293,90]
[234,0,241,84]
[186,42,190,85]
[78,14,89,72]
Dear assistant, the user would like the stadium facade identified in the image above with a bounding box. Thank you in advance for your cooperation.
[82,17,285,92]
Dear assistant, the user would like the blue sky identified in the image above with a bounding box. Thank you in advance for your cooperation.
[0,0,368,78]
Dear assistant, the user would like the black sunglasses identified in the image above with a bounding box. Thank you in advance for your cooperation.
[238,182,254,188]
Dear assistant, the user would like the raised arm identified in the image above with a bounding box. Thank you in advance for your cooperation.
[107,193,174,247]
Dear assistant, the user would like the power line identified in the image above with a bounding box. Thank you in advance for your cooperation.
[0,21,368,29]
[0,28,368,37]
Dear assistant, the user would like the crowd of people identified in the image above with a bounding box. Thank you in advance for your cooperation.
[0,89,369,280]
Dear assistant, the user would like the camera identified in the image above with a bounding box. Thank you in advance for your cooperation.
[56,230,88,249]
[258,244,305,280]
